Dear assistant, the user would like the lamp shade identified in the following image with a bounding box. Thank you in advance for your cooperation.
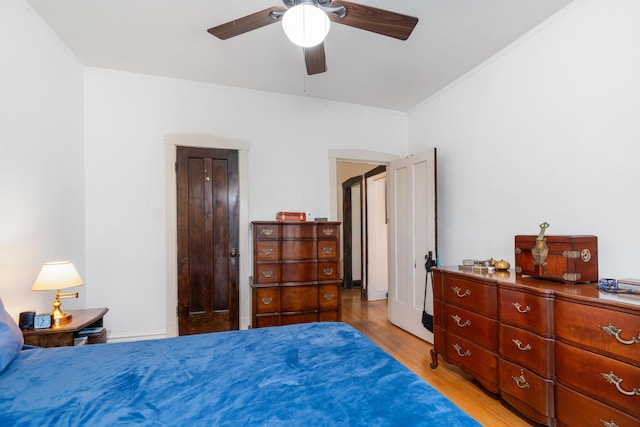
[32,261,84,291]
[282,4,330,48]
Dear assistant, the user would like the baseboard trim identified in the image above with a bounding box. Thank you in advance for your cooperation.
[107,329,167,343]
[367,290,388,301]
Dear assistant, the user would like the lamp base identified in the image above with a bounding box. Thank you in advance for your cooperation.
[51,308,72,326]
[50,289,78,325]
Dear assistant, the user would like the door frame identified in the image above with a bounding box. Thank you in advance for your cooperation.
[165,135,250,337]
[329,150,400,222]
[342,165,387,296]
[342,175,363,289]
[363,165,387,300]
[329,151,400,299]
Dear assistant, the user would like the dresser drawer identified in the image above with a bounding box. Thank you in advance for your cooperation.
[281,261,317,282]
[555,299,640,366]
[556,383,640,427]
[317,240,338,260]
[282,240,315,260]
[317,223,339,239]
[319,283,339,310]
[318,261,338,280]
[319,311,339,322]
[443,304,497,352]
[281,311,318,325]
[499,324,554,378]
[254,263,280,284]
[255,223,279,239]
[443,277,497,318]
[254,287,280,314]
[281,285,318,312]
[499,288,553,337]
[281,223,315,239]
[498,359,554,424]
[254,314,280,328]
[444,332,498,393]
[556,341,640,419]
[255,241,279,261]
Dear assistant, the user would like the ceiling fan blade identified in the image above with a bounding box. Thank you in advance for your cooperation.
[304,43,327,75]
[207,7,287,40]
[327,1,418,40]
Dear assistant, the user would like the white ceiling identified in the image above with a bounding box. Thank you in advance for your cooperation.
[27,0,574,112]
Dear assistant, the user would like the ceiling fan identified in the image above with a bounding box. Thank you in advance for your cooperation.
[207,0,418,75]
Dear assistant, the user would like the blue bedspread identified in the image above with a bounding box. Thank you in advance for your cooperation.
[0,322,480,426]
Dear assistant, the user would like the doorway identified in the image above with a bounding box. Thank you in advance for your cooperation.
[339,163,387,300]
[331,149,437,343]
[176,146,240,335]
[342,175,363,290]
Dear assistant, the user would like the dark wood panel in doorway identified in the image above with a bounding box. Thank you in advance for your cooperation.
[176,146,239,335]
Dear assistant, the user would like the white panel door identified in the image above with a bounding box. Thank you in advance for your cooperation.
[387,149,437,342]
[366,172,388,301]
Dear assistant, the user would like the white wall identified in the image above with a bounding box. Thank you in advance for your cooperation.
[409,0,640,279]
[0,0,85,319]
[83,69,407,338]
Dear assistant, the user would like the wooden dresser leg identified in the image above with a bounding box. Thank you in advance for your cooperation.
[429,348,439,369]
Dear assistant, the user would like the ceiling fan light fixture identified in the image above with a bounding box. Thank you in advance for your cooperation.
[282,4,330,48]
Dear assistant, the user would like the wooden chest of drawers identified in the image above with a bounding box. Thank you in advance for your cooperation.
[432,267,640,427]
[251,221,341,328]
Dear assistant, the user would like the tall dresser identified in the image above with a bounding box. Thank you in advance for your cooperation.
[251,221,341,328]
[432,266,640,427]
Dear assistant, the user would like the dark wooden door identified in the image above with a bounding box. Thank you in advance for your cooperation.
[176,146,239,335]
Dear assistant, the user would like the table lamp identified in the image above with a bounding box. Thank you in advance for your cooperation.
[32,261,84,325]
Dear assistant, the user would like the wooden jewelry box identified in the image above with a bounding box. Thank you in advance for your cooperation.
[514,235,598,283]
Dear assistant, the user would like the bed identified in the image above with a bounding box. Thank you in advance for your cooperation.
[0,299,480,426]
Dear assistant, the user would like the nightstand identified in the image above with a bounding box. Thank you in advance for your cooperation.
[22,308,108,347]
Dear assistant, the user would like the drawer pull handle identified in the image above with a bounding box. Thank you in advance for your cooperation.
[322,229,334,236]
[261,229,274,236]
[512,339,532,351]
[599,323,640,345]
[512,370,531,389]
[323,267,334,276]
[451,287,471,298]
[261,248,273,255]
[322,246,333,254]
[261,297,273,305]
[512,302,531,313]
[451,314,471,328]
[453,343,471,357]
[600,420,619,427]
[324,293,335,301]
[601,371,640,396]
[262,270,273,278]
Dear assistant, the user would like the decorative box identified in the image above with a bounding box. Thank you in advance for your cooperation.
[276,211,306,221]
[514,235,598,283]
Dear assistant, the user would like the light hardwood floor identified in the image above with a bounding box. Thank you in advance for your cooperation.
[340,288,534,427]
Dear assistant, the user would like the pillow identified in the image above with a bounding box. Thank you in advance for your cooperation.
[0,297,24,373]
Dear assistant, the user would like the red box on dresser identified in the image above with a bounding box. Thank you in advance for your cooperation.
[514,235,598,283]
